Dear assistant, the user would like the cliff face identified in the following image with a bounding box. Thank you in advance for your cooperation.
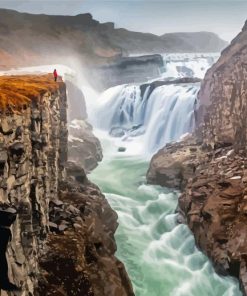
[197,20,247,149]
[0,75,134,296]
[147,21,247,294]
[0,76,67,293]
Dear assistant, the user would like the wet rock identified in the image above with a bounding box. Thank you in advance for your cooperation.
[118,147,126,152]
[68,120,103,172]
[110,127,126,138]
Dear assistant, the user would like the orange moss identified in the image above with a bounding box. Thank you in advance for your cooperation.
[0,74,61,112]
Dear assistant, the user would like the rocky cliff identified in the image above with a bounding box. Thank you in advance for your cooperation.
[0,75,134,296]
[147,21,247,294]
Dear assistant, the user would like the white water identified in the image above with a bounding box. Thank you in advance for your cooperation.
[161,53,219,79]
[91,82,199,155]
[90,137,242,296]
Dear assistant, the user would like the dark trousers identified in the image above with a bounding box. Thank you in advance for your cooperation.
[54,76,57,82]
[0,228,11,285]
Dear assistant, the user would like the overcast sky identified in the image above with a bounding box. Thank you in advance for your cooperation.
[0,0,246,41]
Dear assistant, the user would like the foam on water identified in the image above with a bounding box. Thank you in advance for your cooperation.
[90,151,242,296]
[161,53,219,79]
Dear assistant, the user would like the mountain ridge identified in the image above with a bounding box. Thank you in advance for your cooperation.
[0,8,228,70]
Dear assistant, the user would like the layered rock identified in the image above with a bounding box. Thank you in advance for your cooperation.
[0,75,67,294]
[0,75,134,295]
[147,21,247,294]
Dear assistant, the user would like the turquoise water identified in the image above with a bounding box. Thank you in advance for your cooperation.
[90,141,242,296]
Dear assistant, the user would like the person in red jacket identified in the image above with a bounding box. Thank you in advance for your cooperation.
[53,69,58,82]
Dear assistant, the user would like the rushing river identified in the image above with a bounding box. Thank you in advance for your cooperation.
[90,136,241,296]
[87,53,242,295]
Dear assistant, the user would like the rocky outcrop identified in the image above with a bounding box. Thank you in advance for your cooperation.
[147,137,202,189]
[147,21,247,294]
[0,75,134,295]
[196,20,247,149]
[69,120,103,172]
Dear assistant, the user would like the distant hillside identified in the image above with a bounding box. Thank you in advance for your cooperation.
[160,32,228,52]
[108,29,228,55]
[0,9,228,69]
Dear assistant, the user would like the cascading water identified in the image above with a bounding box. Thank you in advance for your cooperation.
[91,83,199,155]
[161,53,219,79]
[87,53,242,296]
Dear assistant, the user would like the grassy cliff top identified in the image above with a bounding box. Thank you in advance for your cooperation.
[0,74,61,112]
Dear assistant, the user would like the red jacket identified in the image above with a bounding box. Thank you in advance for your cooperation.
[53,70,58,78]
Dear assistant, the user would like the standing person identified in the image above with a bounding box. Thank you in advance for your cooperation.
[53,69,58,82]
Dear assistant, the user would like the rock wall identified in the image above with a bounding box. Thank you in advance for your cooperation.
[197,20,247,150]
[0,80,67,294]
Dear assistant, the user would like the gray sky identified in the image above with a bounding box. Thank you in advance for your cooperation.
[0,0,246,41]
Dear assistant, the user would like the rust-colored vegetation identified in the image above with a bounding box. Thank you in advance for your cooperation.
[0,74,60,112]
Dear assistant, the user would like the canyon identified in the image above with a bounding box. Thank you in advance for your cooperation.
[0,7,245,296]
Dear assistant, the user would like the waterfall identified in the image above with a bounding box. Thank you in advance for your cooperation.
[92,82,199,155]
